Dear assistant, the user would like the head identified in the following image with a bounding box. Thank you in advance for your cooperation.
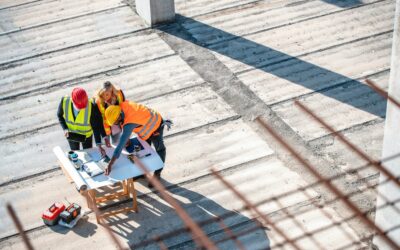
[71,87,88,110]
[105,105,122,126]
[97,81,119,105]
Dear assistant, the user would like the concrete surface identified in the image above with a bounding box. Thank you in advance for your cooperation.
[0,0,396,249]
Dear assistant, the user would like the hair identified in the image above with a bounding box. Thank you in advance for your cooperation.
[96,81,120,105]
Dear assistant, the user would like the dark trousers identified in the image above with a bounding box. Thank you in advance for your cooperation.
[68,135,93,150]
[146,123,166,176]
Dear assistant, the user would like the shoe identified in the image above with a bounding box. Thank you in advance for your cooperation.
[132,175,144,181]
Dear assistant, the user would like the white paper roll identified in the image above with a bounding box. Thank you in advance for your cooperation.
[53,146,88,191]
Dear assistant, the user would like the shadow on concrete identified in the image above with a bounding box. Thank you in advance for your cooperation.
[104,179,270,249]
[320,0,363,8]
[49,215,98,238]
[158,14,386,118]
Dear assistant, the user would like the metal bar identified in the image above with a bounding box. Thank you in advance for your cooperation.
[273,196,325,249]
[216,217,246,250]
[82,192,127,250]
[211,168,303,250]
[256,116,400,250]
[295,100,400,188]
[365,79,400,109]
[131,155,218,250]
[154,236,168,250]
[6,203,34,250]
[215,196,400,249]
[130,161,399,249]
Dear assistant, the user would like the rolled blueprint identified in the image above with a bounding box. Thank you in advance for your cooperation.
[53,146,88,191]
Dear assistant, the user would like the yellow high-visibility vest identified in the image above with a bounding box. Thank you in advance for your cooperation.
[96,90,124,135]
[62,96,93,138]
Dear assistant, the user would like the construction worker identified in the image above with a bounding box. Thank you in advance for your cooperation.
[95,81,125,147]
[57,87,107,156]
[104,101,171,183]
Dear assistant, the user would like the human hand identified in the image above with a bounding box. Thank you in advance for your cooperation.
[104,137,111,147]
[105,164,112,175]
[64,130,69,138]
[98,145,106,157]
[163,119,173,131]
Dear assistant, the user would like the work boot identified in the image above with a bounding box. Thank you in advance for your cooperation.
[132,175,144,181]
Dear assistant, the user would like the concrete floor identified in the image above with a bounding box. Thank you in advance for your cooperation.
[0,0,394,249]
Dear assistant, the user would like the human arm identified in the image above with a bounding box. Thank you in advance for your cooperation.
[57,98,69,137]
[90,102,107,156]
[105,123,138,175]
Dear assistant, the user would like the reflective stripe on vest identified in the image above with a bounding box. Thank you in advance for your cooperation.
[63,97,93,137]
[121,101,162,141]
[137,109,160,139]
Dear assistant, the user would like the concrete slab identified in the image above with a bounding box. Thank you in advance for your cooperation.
[0,85,236,184]
[0,6,147,65]
[272,71,388,142]
[238,32,391,106]
[309,119,384,182]
[0,31,174,100]
[205,0,394,73]
[0,156,319,249]
[0,0,125,34]
[269,205,361,249]
[0,119,271,238]
[0,120,273,238]
[0,0,38,10]
[175,0,262,18]
[181,0,382,46]
[0,55,203,139]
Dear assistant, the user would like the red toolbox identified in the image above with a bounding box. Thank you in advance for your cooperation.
[42,203,65,226]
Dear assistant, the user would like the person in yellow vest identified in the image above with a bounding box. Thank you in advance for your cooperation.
[104,101,170,183]
[95,81,125,147]
[57,87,107,156]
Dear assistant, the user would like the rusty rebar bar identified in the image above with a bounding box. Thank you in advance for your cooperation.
[365,79,400,109]
[256,116,400,249]
[211,168,303,250]
[216,217,246,250]
[295,100,400,188]
[131,155,218,250]
[6,203,34,250]
[130,157,399,249]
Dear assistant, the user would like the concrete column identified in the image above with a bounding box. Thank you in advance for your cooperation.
[135,0,175,27]
[373,0,400,249]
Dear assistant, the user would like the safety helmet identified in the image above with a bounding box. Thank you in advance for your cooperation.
[71,87,88,109]
[105,105,121,125]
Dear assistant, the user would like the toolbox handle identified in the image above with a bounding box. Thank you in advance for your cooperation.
[48,204,56,212]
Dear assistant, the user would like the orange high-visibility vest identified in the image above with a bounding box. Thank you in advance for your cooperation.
[96,90,124,135]
[120,101,162,141]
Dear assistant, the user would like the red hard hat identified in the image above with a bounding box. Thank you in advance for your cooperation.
[71,87,88,109]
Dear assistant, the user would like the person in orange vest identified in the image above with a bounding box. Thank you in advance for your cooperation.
[95,81,125,147]
[104,101,172,183]
[57,87,107,156]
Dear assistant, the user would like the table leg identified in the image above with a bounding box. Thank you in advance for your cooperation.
[129,179,138,212]
[88,190,101,223]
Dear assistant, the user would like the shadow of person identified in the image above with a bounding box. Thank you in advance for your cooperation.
[103,179,270,249]
[320,0,363,8]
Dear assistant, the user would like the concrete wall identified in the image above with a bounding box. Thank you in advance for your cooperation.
[135,0,175,27]
[373,0,400,249]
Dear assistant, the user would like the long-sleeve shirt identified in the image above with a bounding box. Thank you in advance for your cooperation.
[112,112,142,159]
[57,98,106,145]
